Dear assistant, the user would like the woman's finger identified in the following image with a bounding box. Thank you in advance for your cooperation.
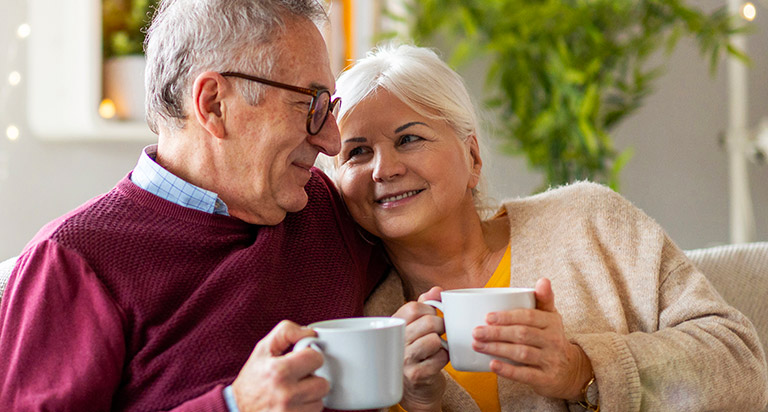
[473,324,550,349]
[417,286,444,303]
[407,332,448,364]
[488,359,545,385]
[485,308,552,329]
[403,311,444,346]
[534,278,556,313]
[393,301,437,324]
[472,340,543,367]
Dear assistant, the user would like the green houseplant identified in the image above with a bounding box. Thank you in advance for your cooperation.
[101,0,159,120]
[397,0,749,191]
[102,0,158,58]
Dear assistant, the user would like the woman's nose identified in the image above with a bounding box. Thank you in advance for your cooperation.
[372,149,406,182]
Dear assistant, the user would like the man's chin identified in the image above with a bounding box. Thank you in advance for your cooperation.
[232,190,308,225]
[230,207,287,226]
[282,192,309,214]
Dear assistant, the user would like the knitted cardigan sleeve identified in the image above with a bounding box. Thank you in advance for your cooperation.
[535,182,768,412]
[569,235,768,411]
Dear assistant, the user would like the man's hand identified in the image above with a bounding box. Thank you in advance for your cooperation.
[231,320,329,412]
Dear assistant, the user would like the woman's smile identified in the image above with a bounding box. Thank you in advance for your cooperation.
[376,189,425,207]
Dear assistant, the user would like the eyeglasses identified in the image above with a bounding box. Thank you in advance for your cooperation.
[221,71,341,135]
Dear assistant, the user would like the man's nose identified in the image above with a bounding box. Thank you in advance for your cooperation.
[309,113,341,156]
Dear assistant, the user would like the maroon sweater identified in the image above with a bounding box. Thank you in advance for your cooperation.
[0,169,385,411]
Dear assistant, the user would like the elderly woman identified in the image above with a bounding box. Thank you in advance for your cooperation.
[326,44,768,412]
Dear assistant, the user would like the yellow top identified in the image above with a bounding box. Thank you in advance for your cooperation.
[393,244,511,412]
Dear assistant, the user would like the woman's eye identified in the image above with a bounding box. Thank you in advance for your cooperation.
[399,134,423,145]
[345,146,369,160]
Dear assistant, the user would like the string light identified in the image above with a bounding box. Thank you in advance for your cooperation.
[8,71,21,86]
[6,125,20,141]
[741,2,757,21]
[2,23,30,147]
[16,24,31,39]
[99,99,117,119]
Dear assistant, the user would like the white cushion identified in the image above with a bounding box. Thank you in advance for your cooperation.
[686,242,768,363]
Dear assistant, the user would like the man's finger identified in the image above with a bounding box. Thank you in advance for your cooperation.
[290,374,331,407]
[281,346,326,378]
[255,320,317,357]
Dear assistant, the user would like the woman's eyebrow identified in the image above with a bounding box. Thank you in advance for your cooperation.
[343,137,367,144]
[395,121,427,133]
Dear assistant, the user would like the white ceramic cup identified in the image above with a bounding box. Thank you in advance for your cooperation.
[294,317,406,410]
[425,287,536,372]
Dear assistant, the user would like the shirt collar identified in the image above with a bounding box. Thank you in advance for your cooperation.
[131,145,229,216]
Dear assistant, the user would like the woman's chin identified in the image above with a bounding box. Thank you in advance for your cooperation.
[375,221,426,242]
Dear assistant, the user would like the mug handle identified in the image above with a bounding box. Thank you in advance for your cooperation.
[293,337,331,385]
[423,300,449,351]
[294,336,322,353]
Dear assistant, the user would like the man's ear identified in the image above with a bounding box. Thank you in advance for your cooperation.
[466,134,483,189]
[192,71,228,139]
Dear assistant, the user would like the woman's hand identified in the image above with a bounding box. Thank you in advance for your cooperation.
[391,287,449,412]
[471,278,593,400]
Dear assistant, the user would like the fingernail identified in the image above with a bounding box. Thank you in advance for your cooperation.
[474,341,486,350]
[474,327,486,339]
[489,360,500,372]
[487,313,497,323]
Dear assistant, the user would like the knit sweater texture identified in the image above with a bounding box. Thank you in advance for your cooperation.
[365,181,768,412]
[0,169,384,411]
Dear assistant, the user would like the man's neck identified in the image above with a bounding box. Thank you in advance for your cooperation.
[156,129,217,192]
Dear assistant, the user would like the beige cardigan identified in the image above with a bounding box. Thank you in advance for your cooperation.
[364,181,768,412]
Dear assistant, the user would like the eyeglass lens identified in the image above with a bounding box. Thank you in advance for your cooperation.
[309,91,331,134]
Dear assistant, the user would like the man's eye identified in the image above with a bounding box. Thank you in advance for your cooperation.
[293,100,312,110]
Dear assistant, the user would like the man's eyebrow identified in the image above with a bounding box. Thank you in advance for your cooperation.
[309,81,330,91]
[395,121,427,133]
[343,137,367,144]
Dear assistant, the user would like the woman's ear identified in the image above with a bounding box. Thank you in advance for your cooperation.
[192,71,228,139]
[466,134,483,189]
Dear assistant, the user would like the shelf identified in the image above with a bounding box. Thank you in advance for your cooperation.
[26,0,155,141]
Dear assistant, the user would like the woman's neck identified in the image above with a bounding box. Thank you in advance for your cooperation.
[384,208,510,300]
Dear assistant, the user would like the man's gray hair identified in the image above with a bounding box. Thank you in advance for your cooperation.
[330,43,494,216]
[144,0,328,133]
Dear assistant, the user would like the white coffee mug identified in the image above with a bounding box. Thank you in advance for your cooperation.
[425,287,535,372]
[294,317,406,410]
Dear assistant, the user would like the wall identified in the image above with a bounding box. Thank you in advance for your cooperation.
[439,0,768,250]
[1,0,767,260]
[0,3,150,258]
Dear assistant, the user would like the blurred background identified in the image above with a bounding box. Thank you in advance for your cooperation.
[0,0,767,259]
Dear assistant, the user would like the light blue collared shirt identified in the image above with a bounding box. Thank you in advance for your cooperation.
[131,145,239,412]
[131,145,229,216]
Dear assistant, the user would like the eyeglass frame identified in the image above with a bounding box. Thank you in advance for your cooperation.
[220,71,341,135]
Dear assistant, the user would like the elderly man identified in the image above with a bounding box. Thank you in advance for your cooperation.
[0,1,384,411]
